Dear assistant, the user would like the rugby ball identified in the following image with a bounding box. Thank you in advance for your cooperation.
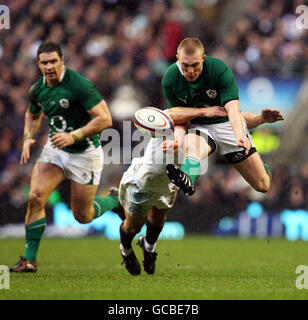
[133,107,175,137]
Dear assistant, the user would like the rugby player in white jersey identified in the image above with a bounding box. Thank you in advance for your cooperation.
[118,107,283,275]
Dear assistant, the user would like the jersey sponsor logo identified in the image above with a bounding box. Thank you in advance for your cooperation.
[50,115,67,132]
[178,96,188,104]
[59,98,69,109]
[206,89,217,99]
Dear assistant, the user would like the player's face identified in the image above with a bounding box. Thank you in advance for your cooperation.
[38,51,64,85]
[177,49,205,82]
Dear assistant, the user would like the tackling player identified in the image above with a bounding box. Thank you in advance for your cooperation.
[118,107,283,276]
[162,38,284,196]
[10,42,120,273]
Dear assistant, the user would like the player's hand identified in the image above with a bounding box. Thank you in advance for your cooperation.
[236,135,251,156]
[50,132,75,149]
[261,108,284,123]
[20,138,36,165]
[161,140,179,154]
[202,106,227,118]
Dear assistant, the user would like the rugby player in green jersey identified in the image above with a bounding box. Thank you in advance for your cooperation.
[162,38,283,196]
[10,42,121,272]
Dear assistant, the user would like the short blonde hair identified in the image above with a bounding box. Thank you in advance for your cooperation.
[177,38,205,55]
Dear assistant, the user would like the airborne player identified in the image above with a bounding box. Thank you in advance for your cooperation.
[162,38,282,196]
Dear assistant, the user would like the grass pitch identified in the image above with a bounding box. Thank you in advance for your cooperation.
[1,236,308,300]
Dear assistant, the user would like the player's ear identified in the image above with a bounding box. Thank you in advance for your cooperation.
[176,54,179,61]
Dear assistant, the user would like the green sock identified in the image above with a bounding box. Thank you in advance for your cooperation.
[181,156,201,184]
[93,195,119,219]
[24,217,47,263]
[262,161,272,181]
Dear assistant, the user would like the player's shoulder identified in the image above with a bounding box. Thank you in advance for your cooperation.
[204,56,230,76]
[65,68,91,84]
[28,77,44,100]
[161,62,181,87]
[64,68,97,95]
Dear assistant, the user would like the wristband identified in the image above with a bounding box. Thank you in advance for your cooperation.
[23,133,33,141]
[70,128,84,141]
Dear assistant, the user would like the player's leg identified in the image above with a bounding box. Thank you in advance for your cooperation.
[167,133,212,195]
[232,152,271,193]
[182,133,212,183]
[68,145,119,223]
[10,163,65,272]
[119,210,145,275]
[137,207,168,274]
[70,181,119,224]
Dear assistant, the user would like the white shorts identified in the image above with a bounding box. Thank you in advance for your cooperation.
[37,140,104,185]
[119,159,178,218]
[190,116,254,156]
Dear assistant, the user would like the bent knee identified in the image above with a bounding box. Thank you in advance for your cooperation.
[254,177,270,193]
[124,223,142,235]
[28,190,46,209]
[73,211,93,224]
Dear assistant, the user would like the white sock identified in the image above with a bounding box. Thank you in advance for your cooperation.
[120,243,132,256]
[144,238,156,253]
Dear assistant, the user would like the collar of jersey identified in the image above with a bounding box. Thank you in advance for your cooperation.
[176,61,206,85]
[43,66,66,86]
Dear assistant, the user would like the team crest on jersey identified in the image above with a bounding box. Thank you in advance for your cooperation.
[59,98,69,109]
[206,89,217,99]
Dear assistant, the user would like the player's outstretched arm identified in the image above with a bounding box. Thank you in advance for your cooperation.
[225,100,251,155]
[50,100,112,149]
[161,122,188,154]
[167,106,227,124]
[20,108,43,165]
[243,108,284,129]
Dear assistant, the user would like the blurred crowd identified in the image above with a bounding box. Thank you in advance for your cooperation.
[212,0,308,78]
[0,0,307,228]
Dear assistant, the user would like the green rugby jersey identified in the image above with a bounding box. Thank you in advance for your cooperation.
[29,68,103,153]
[161,56,239,125]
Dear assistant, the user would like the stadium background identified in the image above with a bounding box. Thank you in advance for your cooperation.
[0,0,307,241]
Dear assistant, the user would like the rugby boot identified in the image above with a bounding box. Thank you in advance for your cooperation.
[137,236,157,275]
[9,256,37,273]
[166,164,195,196]
[120,248,141,276]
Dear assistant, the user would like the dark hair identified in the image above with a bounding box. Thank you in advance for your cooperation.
[37,41,63,60]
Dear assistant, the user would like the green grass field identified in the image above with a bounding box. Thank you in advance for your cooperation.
[1,236,308,300]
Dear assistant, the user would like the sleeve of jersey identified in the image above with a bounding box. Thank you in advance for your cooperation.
[28,86,41,114]
[218,65,239,107]
[162,85,181,108]
[77,77,104,111]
